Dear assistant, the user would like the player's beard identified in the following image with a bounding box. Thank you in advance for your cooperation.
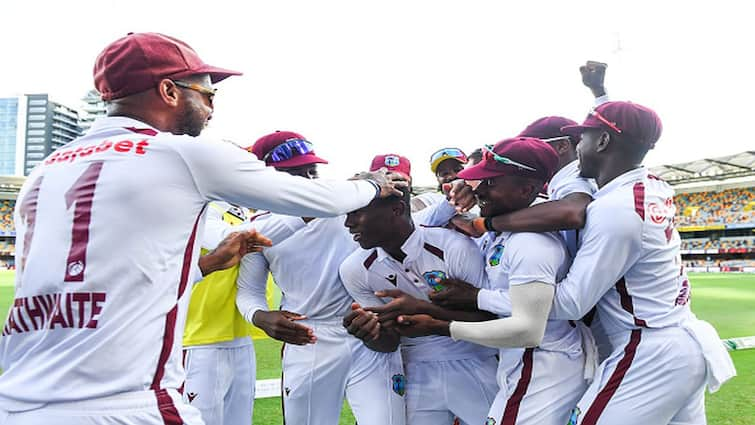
[176,104,207,137]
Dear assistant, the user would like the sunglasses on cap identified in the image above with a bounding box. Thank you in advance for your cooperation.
[172,80,217,105]
[590,109,622,134]
[262,138,315,163]
[430,148,466,163]
[481,144,537,172]
[540,136,572,143]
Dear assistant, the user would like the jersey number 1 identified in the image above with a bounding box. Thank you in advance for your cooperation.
[19,161,104,282]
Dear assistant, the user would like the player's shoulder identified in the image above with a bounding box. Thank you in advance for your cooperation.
[419,226,480,257]
[345,247,379,269]
[339,248,377,281]
[507,231,565,252]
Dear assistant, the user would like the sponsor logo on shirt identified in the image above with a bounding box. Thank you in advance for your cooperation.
[44,139,150,166]
[485,417,496,425]
[391,374,406,396]
[488,244,504,266]
[422,271,446,292]
[386,274,397,286]
[567,407,581,425]
[187,392,198,403]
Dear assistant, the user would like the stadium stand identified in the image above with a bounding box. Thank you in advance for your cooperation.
[0,199,15,237]
[675,187,755,226]
[651,151,755,273]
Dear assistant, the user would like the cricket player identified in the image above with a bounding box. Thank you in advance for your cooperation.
[236,132,407,425]
[340,186,500,425]
[182,201,305,425]
[392,137,589,425]
[550,101,735,424]
[0,32,404,425]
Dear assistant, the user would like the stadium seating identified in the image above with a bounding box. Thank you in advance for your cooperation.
[0,199,14,236]
[681,236,755,251]
[675,187,755,226]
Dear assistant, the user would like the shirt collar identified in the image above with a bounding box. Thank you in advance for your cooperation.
[376,226,423,264]
[88,116,160,135]
[550,159,578,187]
[594,167,647,199]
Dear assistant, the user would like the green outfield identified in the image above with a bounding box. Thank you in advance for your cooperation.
[0,271,752,424]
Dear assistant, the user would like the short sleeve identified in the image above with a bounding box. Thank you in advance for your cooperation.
[339,252,386,307]
[505,232,567,287]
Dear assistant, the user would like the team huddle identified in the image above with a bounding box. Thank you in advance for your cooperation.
[0,32,737,425]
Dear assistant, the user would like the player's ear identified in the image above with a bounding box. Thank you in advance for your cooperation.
[157,78,181,108]
[555,139,571,154]
[595,131,611,153]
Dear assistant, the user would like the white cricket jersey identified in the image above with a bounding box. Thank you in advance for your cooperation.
[235,201,460,322]
[0,116,382,411]
[552,167,694,335]
[478,231,582,356]
[547,160,597,201]
[237,215,358,320]
[339,226,497,363]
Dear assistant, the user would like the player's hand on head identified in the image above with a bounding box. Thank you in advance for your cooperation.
[428,278,480,311]
[252,310,316,345]
[580,60,607,96]
[446,179,476,213]
[365,289,429,325]
[350,168,408,198]
[394,314,450,338]
[343,303,381,342]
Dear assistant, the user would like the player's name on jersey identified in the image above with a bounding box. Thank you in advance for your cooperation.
[45,139,150,165]
[2,292,106,336]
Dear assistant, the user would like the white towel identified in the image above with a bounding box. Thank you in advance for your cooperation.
[575,321,599,383]
[682,318,737,393]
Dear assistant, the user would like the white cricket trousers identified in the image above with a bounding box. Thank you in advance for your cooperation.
[569,327,707,425]
[486,347,587,425]
[0,389,203,424]
[404,355,499,425]
[182,341,255,425]
[281,319,406,425]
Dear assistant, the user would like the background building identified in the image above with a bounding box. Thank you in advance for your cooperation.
[0,94,82,176]
[78,89,106,133]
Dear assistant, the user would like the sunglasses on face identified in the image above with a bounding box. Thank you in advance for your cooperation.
[263,138,314,163]
[172,80,217,105]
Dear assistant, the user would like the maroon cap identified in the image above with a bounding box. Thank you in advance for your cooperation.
[518,116,578,143]
[457,137,558,182]
[94,32,242,101]
[561,101,663,149]
[370,154,412,180]
[249,131,328,168]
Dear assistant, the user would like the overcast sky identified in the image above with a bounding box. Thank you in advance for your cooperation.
[3,1,753,186]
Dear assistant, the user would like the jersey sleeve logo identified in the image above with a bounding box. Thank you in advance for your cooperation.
[422,271,447,292]
[488,244,504,266]
[391,374,406,396]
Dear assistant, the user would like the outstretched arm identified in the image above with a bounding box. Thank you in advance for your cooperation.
[478,192,592,233]
[394,282,553,346]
